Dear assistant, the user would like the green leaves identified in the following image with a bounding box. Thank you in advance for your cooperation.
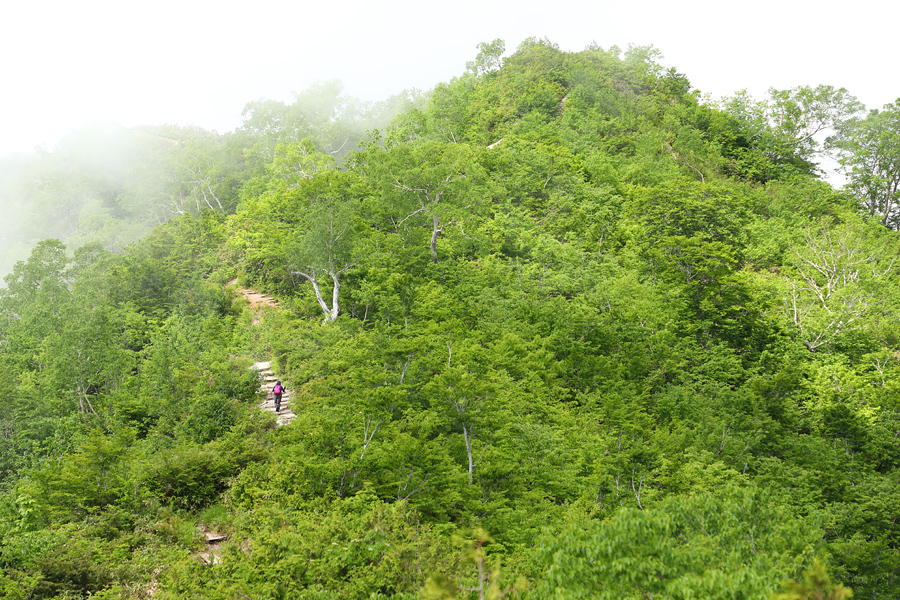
[780,221,898,353]
[4,35,900,600]
[720,85,863,176]
[533,486,822,600]
[831,100,900,227]
[628,179,764,346]
[773,559,853,600]
[466,39,506,77]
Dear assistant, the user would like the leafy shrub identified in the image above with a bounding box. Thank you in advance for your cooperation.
[177,392,237,444]
[143,445,238,509]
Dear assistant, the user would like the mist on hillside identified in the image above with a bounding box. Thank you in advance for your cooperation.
[0,81,425,282]
[4,38,900,600]
[0,40,871,285]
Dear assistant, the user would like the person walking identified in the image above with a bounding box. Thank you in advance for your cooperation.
[273,380,285,413]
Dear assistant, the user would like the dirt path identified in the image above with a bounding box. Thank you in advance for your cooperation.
[239,288,279,310]
[164,284,291,587]
[197,530,228,565]
[251,361,295,426]
[229,280,296,426]
[230,279,280,324]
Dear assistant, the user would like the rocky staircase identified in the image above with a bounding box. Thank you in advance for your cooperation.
[251,361,295,426]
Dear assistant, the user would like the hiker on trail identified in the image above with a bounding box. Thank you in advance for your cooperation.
[273,381,285,413]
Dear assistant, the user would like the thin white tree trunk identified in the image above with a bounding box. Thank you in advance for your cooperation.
[329,271,341,322]
[295,270,334,322]
[463,422,474,484]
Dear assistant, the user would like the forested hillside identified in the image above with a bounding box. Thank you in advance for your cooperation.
[1,39,898,600]
[0,81,421,278]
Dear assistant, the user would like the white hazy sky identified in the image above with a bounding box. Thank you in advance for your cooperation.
[0,0,894,158]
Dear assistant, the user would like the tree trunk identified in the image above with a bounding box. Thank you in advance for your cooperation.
[463,422,474,484]
[430,215,441,263]
[329,270,341,322]
[294,270,339,323]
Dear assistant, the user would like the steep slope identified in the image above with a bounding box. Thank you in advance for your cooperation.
[0,39,896,600]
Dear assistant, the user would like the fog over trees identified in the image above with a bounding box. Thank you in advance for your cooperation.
[1,39,899,600]
[0,82,424,280]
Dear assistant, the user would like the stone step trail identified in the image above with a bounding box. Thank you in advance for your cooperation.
[251,361,295,426]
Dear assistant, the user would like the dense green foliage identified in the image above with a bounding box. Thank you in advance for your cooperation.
[2,39,898,599]
[0,84,422,279]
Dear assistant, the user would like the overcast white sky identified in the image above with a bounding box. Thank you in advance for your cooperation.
[0,0,894,158]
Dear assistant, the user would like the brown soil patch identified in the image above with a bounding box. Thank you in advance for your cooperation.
[229,279,280,323]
